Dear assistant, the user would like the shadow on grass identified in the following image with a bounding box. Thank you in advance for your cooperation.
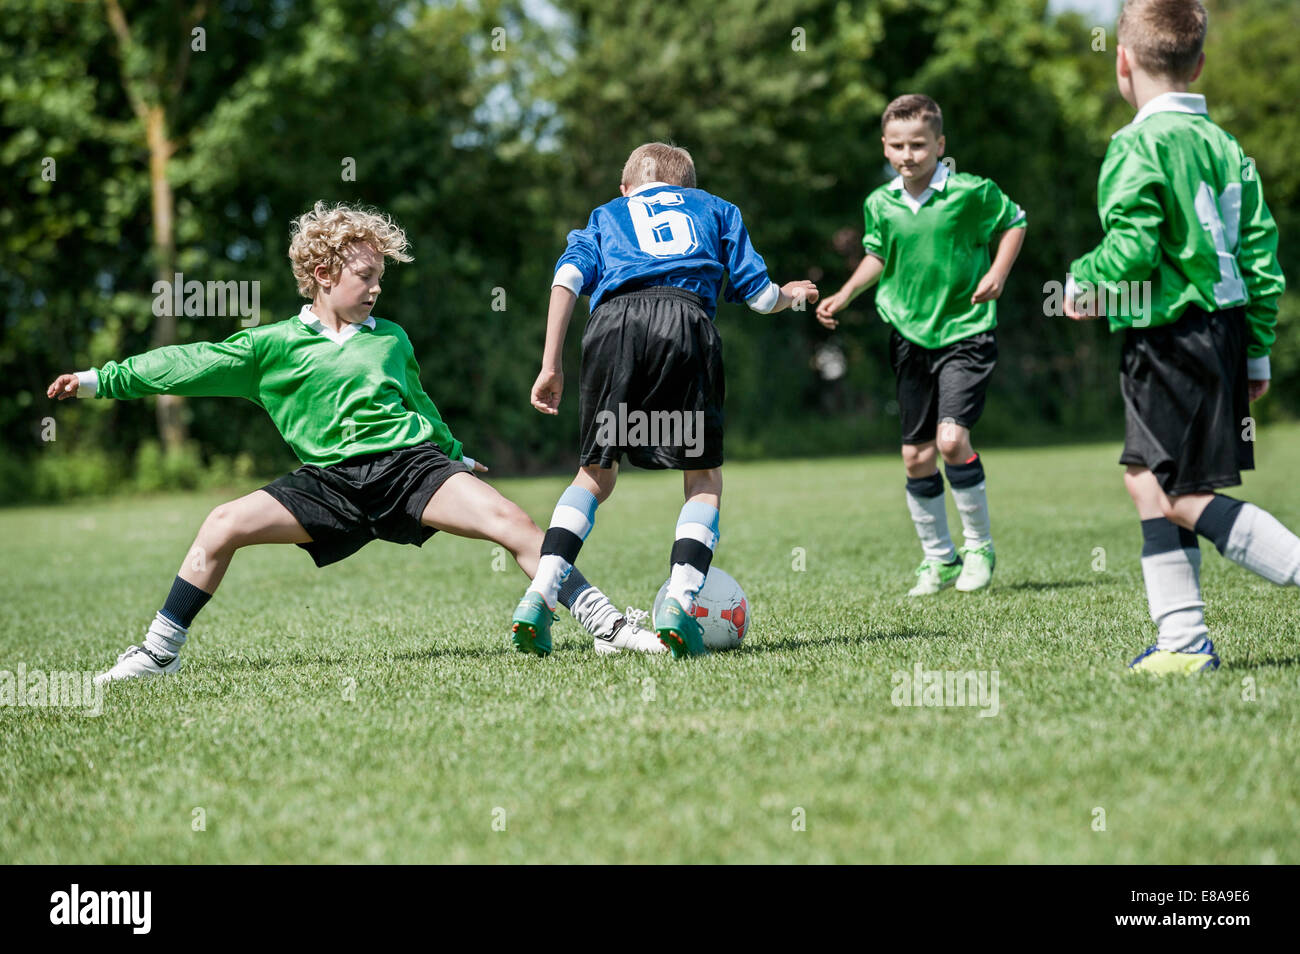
[741,629,948,654]
[999,579,1119,592]
[1231,655,1300,671]
[209,643,515,671]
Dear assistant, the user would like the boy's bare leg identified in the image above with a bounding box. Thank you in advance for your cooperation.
[902,440,938,479]
[98,490,313,683]
[420,472,545,576]
[180,490,313,593]
[574,463,618,504]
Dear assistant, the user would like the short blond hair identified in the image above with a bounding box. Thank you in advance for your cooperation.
[1117,0,1207,81]
[881,94,943,136]
[288,201,413,299]
[621,142,696,190]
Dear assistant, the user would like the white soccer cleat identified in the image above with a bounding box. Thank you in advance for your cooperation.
[594,607,668,655]
[94,645,180,685]
[955,542,996,592]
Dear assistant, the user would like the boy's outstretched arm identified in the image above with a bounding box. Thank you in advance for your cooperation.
[816,254,884,329]
[971,226,1026,304]
[46,334,260,403]
[530,285,577,415]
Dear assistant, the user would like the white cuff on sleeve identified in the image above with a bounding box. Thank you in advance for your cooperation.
[746,281,781,314]
[75,370,99,398]
[552,264,585,296]
[462,455,478,471]
[1064,273,1079,307]
[1247,356,1271,381]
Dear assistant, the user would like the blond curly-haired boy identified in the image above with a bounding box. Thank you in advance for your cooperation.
[48,202,663,682]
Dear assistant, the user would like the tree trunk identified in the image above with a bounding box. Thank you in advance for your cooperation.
[145,104,187,450]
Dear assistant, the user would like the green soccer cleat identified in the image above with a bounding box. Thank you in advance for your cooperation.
[511,591,557,657]
[908,556,963,597]
[654,596,710,659]
[955,542,996,592]
[1128,640,1220,675]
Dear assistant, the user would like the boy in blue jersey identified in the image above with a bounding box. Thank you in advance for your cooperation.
[511,142,818,657]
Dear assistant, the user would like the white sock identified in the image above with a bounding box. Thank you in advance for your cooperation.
[666,563,706,612]
[528,555,570,608]
[1142,548,1209,653]
[905,476,957,562]
[1223,504,1300,586]
[945,455,991,547]
[528,486,600,608]
[143,612,186,658]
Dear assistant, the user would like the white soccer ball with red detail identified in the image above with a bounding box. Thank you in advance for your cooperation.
[654,568,749,651]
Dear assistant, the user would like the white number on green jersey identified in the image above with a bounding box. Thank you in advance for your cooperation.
[1194,181,1246,305]
[628,192,700,258]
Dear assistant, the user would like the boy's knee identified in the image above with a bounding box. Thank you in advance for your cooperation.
[902,443,934,471]
[200,504,241,547]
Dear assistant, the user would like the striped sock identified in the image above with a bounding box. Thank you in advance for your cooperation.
[557,566,622,639]
[1140,518,1209,653]
[905,472,957,563]
[945,454,991,548]
[530,485,599,607]
[665,501,719,612]
[1195,495,1300,586]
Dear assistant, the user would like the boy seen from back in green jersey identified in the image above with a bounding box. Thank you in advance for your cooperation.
[1067,0,1290,674]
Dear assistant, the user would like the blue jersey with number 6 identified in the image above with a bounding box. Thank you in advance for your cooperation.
[553,182,780,316]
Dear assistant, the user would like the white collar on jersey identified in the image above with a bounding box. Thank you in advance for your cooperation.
[1119,92,1208,137]
[627,180,675,196]
[887,161,950,213]
[298,303,375,345]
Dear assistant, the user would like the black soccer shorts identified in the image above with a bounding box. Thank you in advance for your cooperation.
[261,441,471,567]
[1119,303,1253,496]
[578,285,725,470]
[890,328,998,445]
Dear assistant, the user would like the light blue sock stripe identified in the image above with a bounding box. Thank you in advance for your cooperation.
[558,485,599,524]
[677,501,720,536]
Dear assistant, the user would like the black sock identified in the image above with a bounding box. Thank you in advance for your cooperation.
[160,576,212,629]
[1193,495,1246,555]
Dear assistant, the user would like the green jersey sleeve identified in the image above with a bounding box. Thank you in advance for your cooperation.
[95,331,261,402]
[1237,165,1285,358]
[977,179,1027,240]
[1070,136,1166,292]
[862,195,886,259]
[401,341,464,462]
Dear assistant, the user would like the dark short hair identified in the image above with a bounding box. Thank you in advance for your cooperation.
[881,94,943,136]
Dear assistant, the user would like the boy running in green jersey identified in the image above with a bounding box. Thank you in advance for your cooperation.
[1067,0,1289,674]
[817,95,1026,596]
[48,202,663,684]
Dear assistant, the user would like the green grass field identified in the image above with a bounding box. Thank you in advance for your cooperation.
[3,428,1299,864]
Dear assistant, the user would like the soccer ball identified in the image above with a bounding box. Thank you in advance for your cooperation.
[653,568,749,651]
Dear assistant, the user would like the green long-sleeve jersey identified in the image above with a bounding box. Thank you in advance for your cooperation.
[1069,93,1285,357]
[85,310,464,467]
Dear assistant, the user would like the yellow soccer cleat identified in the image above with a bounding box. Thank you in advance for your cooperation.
[1127,640,1220,675]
